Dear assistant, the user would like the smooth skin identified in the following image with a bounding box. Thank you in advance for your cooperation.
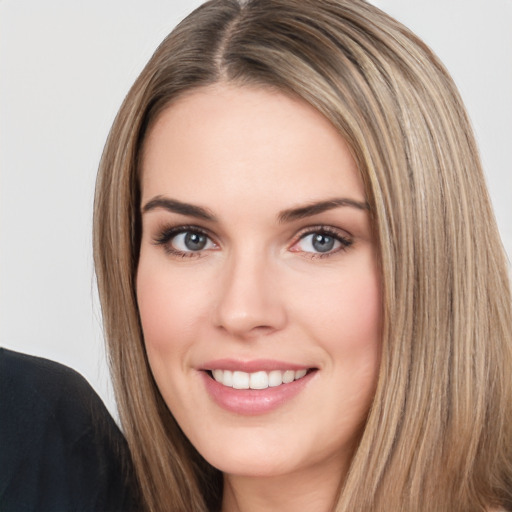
[137,84,382,512]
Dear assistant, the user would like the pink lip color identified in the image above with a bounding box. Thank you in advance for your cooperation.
[200,366,316,416]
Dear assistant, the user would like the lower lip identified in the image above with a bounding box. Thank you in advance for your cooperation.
[201,370,315,415]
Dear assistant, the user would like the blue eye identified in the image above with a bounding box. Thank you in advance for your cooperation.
[292,229,352,256]
[154,227,216,256]
[304,233,337,253]
[172,231,211,251]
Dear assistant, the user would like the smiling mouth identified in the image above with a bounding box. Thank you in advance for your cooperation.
[206,368,314,390]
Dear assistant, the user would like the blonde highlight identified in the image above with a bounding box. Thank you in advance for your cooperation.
[93,1,512,510]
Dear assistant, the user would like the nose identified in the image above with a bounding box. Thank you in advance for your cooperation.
[213,251,287,339]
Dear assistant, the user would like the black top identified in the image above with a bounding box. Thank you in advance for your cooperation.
[0,348,138,511]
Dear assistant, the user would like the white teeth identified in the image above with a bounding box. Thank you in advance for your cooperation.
[249,371,268,389]
[211,369,309,389]
[282,370,295,384]
[268,370,283,387]
[295,369,307,379]
[223,370,233,387]
[232,371,250,389]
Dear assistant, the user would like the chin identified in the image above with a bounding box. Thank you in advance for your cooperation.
[206,451,301,478]
[188,419,348,481]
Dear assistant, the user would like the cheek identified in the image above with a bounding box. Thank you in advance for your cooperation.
[136,267,172,351]
[341,272,382,343]
[136,259,205,355]
[329,274,382,395]
[297,260,382,354]
[323,268,382,421]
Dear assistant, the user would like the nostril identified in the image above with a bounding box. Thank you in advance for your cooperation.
[215,322,280,340]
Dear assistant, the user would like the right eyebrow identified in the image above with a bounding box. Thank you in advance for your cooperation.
[141,196,216,221]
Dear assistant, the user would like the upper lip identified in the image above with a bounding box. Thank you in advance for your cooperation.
[200,358,313,373]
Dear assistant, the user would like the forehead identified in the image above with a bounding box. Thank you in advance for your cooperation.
[140,84,365,210]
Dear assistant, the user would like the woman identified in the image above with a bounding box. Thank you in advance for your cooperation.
[93,0,512,510]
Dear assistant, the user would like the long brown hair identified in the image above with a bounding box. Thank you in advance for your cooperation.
[93,1,512,510]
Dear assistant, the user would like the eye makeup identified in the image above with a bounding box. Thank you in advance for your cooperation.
[151,222,353,260]
[288,225,353,259]
[152,224,218,258]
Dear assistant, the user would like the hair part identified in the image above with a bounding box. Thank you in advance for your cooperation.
[93,1,512,510]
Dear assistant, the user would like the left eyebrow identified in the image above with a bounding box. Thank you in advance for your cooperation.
[277,198,369,223]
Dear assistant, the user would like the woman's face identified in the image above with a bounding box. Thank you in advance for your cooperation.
[137,84,382,482]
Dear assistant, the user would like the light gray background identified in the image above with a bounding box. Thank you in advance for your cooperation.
[1,0,511,419]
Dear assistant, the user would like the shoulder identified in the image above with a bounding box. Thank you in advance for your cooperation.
[1,346,96,403]
[0,347,111,445]
[0,348,138,511]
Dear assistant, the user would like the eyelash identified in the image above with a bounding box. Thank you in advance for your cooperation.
[292,226,353,259]
[151,224,353,259]
[152,225,215,258]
